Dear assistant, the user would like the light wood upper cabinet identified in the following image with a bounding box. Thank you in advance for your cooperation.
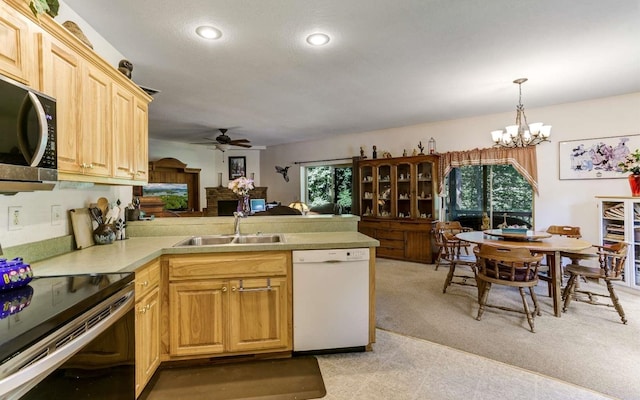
[112,84,149,182]
[80,63,112,177]
[112,82,135,179]
[2,0,152,184]
[41,36,82,172]
[133,98,149,182]
[0,1,36,85]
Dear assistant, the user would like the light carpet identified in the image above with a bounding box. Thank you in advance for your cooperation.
[375,258,640,400]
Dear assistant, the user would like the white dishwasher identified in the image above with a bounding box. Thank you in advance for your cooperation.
[292,248,370,353]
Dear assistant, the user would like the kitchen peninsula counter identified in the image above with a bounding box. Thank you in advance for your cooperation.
[30,232,378,276]
[25,215,379,388]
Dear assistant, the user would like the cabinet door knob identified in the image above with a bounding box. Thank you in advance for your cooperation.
[222,286,227,292]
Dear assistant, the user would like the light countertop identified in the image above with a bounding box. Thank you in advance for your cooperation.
[31,232,379,276]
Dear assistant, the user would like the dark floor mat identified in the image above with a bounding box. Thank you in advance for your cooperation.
[140,356,326,400]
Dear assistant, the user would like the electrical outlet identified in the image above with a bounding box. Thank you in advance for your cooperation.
[51,205,63,225]
[8,206,23,230]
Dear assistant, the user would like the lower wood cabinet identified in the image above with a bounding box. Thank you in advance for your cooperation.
[359,219,434,263]
[166,251,292,359]
[168,279,226,356]
[135,259,161,398]
[228,276,288,353]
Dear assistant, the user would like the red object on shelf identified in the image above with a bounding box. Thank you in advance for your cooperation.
[629,174,640,197]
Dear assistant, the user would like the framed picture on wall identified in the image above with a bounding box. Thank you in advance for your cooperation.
[229,156,246,179]
[558,134,640,180]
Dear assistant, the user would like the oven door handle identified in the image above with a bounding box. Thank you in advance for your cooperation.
[0,290,134,400]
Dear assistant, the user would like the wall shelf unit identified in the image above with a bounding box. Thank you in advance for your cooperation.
[597,196,640,290]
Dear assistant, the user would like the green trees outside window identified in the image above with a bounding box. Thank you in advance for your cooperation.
[446,164,533,228]
[305,165,352,213]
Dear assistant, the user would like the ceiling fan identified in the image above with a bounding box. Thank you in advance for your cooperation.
[192,129,252,152]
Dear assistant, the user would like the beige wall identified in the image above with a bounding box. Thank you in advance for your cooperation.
[260,92,640,244]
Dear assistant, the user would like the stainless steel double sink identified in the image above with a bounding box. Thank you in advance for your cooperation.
[173,234,284,247]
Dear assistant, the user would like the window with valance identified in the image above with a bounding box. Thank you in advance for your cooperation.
[438,146,538,196]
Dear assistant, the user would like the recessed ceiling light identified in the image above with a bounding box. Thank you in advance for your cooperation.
[306,33,330,46]
[196,25,222,40]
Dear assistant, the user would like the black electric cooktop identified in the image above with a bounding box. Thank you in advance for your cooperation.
[0,273,134,364]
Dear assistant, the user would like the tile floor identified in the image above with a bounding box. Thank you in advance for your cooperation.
[316,329,615,400]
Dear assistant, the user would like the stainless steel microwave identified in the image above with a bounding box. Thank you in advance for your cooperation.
[0,74,57,194]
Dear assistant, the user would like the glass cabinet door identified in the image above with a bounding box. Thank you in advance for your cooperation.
[396,162,411,218]
[416,161,434,219]
[377,164,392,217]
[360,165,374,216]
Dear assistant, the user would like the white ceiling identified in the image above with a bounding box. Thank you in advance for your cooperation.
[63,0,640,148]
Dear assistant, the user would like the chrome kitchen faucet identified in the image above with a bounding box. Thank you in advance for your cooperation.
[233,211,246,236]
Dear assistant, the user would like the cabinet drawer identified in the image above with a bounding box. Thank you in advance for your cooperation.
[377,230,404,240]
[377,247,405,258]
[136,258,160,299]
[168,251,290,280]
[379,238,404,250]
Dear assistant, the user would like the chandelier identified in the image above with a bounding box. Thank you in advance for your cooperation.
[490,78,551,148]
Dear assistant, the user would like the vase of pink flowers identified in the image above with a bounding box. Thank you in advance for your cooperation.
[228,176,254,214]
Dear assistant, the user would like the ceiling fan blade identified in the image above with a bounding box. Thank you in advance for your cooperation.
[230,138,250,143]
[233,143,253,148]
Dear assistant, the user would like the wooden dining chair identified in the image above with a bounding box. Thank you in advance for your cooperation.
[562,242,629,324]
[538,225,582,296]
[442,231,478,294]
[475,245,544,332]
[433,221,472,271]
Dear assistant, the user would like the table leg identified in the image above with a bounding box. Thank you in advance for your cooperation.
[551,251,562,317]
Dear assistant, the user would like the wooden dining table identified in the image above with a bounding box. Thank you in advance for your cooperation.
[456,230,592,317]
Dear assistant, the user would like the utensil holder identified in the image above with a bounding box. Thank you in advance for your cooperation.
[93,224,116,245]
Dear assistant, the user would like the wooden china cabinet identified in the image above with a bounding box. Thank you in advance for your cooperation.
[357,154,439,263]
